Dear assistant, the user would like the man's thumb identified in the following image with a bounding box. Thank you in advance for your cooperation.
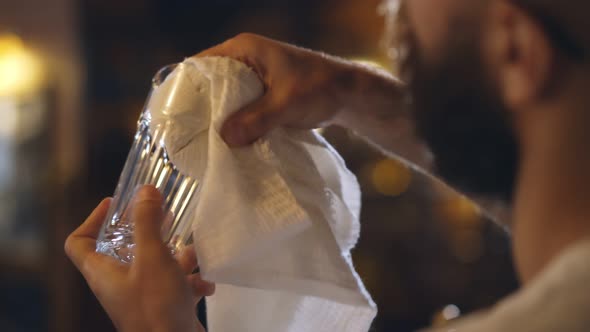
[131,186,166,253]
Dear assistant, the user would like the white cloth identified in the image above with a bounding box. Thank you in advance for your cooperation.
[424,239,590,332]
[146,56,377,332]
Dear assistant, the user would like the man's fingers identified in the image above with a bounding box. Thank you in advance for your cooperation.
[65,198,111,271]
[175,245,198,274]
[187,273,216,298]
[221,96,283,146]
[131,186,167,258]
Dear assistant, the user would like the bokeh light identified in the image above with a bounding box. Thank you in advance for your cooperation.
[442,304,461,320]
[0,34,44,97]
[370,158,413,196]
[431,304,461,327]
[436,195,482,228]
[0,99,19,138]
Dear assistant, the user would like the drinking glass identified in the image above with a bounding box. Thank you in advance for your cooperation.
[95,63,199,263]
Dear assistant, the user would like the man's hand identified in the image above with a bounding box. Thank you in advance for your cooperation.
[198,34,400,144]
[65,186,215,332]
[197,33,431,167]
[199,33,352,146]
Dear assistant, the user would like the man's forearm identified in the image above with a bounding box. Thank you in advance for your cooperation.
[333,63,433,169]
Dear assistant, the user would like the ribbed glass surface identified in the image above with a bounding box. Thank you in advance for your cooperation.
[96,115,199,263]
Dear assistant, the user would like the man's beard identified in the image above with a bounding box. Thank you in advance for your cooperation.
[399,18,519,202]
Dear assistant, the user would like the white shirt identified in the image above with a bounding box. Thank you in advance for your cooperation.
[424,240,590,332]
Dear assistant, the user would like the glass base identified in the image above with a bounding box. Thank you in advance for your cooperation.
[96,224,136,263]
[96,224,182,263]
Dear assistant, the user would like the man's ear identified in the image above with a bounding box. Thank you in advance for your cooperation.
[483,0,555,110]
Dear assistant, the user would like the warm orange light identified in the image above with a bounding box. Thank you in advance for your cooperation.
[437,195,481,227]
[371,158,412,196]
[0,34,44,97]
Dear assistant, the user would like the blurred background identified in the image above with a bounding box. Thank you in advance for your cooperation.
[0,0,518,331]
